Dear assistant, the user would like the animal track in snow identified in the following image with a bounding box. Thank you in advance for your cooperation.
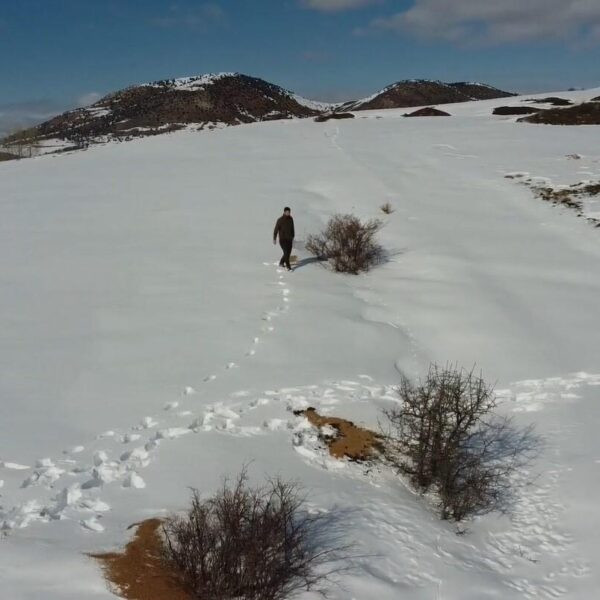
[0,461,30,471]
[122,472,146,489]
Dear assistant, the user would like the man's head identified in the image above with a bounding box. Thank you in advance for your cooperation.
[283,206,291,216]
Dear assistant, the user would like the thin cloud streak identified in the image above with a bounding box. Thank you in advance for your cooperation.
[364,0,600,45]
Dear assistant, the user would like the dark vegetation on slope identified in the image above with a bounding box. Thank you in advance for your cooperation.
[314,112,355,122]
[524,97,573,106]
[519,102,600,125]
[493,106,543,115]
[404,107,450,117]
[340,80,514,111]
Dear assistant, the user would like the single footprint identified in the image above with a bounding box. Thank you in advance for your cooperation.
[81,516,105,532]
[63,446,85,455]
[164,401,179,411]
[184,386,196,395]
[139,417,158,430]
[122,472,146,489]
[0,462,30,470]
[204,375,217,382]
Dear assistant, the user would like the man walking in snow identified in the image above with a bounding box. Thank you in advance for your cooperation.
[273,207,295,270]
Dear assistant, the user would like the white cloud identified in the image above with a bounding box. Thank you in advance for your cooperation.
[76,92,102,107]
[300,0,380,12]
[0,93,105,139]
[367,0,600,45]
[0,100,64,139]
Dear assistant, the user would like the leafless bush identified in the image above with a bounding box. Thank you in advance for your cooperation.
[2,127,41,159]
[306,214,384,274]
[380,202,394,215]
[383,364,539,521]
[162,470,344,599]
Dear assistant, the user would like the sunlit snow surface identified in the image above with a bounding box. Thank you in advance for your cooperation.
[1,88,600,599]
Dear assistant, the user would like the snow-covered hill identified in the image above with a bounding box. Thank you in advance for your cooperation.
[339,79,514,111]
[0,75,513,155]
[1,87,600,599]
[1,73,323,151]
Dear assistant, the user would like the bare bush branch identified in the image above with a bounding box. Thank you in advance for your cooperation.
[306,214,384,274]
[383,364,540,521]
[162,469,346,599]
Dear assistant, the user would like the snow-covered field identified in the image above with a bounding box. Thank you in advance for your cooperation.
[1,88,600,599]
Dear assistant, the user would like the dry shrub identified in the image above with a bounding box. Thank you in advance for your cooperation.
[162,470,343,600]
[384,365,539,521]
[306,214,384,274]
[380,202,394,215]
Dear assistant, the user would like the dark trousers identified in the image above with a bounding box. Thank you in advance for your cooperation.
[279,238,293,269]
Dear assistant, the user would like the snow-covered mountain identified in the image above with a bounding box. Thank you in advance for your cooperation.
[338,79,514,111]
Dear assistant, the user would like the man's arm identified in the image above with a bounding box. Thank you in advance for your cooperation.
[273,218,280,242]
[291,218,295,239]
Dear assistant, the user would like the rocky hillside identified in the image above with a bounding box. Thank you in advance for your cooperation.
[339,80,514,111]
[3,74,322,149]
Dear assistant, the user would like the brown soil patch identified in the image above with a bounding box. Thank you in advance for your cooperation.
[299,408,382,461]
[91,519,192,600]
[0,151,19,162]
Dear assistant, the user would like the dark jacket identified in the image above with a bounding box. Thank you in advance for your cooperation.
[274,215,295,241]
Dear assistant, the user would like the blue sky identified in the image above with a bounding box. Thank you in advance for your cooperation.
[1,0,599,133]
